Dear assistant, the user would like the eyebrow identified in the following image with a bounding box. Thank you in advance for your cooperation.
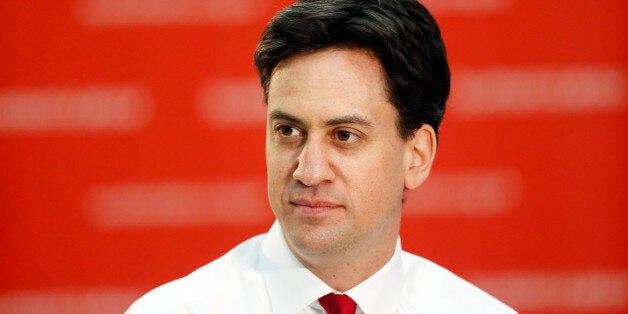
[269,110,304,125]
[269,109,373,128]
[325,115,372,128]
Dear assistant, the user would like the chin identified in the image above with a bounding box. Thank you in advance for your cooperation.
[286,225,349,256]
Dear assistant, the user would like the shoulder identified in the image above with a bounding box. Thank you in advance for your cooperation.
[399,251,517,314]
[126,233,268,314]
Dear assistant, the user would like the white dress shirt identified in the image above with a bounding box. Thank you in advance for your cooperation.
[126,221,516,313]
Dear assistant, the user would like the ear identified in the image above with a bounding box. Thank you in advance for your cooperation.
[404,124,437,190]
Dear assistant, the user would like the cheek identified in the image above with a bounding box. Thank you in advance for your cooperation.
[345,152,405,203]
[266,147,294,201]
[266,160,285,217]
[266,158,282,188]
[267,148,291,178]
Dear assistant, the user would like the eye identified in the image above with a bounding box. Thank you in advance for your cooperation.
[276,124,302,137]
[335,130,358,143]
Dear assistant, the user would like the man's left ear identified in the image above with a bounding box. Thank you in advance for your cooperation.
[404,124,437,190]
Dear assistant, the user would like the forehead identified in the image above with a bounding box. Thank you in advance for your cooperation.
[267,48,394,124]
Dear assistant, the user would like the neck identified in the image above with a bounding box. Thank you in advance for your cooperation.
[291,226,399,292]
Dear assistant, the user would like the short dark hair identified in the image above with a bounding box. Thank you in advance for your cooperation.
[254,0,449,140]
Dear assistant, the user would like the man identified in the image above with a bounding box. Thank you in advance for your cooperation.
[127,0,516,313]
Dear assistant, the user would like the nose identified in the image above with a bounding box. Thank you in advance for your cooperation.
[292,138,335,186]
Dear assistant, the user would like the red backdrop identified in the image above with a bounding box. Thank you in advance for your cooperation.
[1,1,626,313]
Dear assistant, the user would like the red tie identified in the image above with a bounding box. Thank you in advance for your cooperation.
[318,293,357,314]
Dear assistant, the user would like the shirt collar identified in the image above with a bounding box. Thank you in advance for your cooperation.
[344,238,403,314]
[259,221,404,314]
[260,221,334,314]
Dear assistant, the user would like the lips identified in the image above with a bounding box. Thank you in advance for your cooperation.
[290,198,342,215]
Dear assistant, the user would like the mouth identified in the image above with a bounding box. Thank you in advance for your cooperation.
[290,198,342,215]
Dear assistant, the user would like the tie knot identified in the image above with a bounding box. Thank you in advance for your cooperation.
[318,293,357,314]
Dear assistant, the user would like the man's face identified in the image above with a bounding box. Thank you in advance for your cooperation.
[265,48,414,258]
